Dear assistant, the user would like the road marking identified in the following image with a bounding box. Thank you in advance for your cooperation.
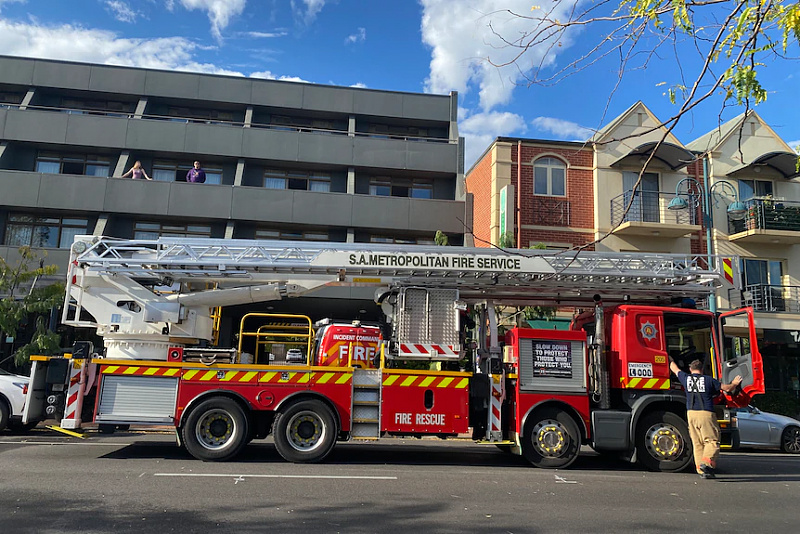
[153,473,398,480]
[0,441,132,446]
[555,475,578,484]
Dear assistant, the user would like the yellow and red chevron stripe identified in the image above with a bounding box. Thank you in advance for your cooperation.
[382,373,469,389]
[619,376,670,389]
[722,257,734,285]
[102,365,180,377]
[181,369,352,385]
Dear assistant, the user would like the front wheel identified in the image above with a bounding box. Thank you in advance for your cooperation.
[273,399,337,463]
[182,397,249,462]
[781,426,800,454]
[636,411,692,472]
[522,407,581,469]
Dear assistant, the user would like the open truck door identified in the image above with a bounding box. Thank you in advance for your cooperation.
[718,308,765,407]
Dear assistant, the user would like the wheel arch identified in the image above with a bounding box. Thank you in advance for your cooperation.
[521,399,588,442]
[275,392,343,433]
[628,394,687,445]
[178,389,254,428]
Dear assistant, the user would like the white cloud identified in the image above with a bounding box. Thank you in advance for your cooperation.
[350,82,367,88]
[0,18,243,75]
[105,1,138,23]
[420,0,582,111]
[239,30,288,38]
[250,70,310,83]
[345,27,366,44]
[176,0,246,41]
[531,116,593,141]
[460,109,527,167]
[291,0,326,24]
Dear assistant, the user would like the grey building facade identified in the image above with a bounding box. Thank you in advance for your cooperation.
[0,56,467,283]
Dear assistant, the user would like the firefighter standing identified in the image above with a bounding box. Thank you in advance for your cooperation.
[669,358,743,479]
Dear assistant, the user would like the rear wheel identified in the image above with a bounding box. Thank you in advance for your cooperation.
[273,399,337,463]
[636,411,692,472]
[522,407,581,469]
[182,397,249,462]
[781,426,800,454]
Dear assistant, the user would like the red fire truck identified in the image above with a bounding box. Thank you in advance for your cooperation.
[23,237,763,471]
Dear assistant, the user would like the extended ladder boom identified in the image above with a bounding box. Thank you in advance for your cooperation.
[68,236,729,306]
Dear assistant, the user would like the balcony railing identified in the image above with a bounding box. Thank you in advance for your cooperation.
[728,284,800,313]
[610,190,698,227]
[728,198,800,234]
[532,196,570,227]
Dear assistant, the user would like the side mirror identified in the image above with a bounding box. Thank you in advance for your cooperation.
[750,406,760,414]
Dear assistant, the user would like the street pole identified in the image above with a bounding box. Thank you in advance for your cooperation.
[702,157,717,313]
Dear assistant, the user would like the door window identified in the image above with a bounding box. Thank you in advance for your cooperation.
[622,172,659,223]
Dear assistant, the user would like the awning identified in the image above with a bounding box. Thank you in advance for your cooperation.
[610,142,695,171]
[726,151,800,179]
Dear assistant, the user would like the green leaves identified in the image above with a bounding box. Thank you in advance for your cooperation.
[1,247,65,365]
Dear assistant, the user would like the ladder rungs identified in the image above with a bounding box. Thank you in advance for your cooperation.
[353,400,380,406]
[353,384,380,389]
[353,418,379,424]
[352,436,380,441]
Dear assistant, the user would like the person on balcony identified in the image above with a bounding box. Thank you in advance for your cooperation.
[119,160,152,180]
[186,161,206,183]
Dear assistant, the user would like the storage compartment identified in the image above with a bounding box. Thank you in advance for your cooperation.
[509,329,587,394]
[96,375,178,423]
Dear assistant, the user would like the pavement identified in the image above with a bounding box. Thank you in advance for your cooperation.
[1,428,799,533]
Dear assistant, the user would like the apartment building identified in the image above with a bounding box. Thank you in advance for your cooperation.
[0,55,465,342]
[466,102,800,396]
[688,111,800,395]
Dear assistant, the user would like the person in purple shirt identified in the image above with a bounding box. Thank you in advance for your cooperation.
[120,160,152,180]
[186,161,206,183]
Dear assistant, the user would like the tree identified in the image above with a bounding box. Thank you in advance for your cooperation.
[486,0,800,246]
[0,247,64,366]
[434,230,450,246]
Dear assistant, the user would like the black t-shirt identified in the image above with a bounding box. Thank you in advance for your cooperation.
[677,371,721,411]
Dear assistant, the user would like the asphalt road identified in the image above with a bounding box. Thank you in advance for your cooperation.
[1,429,799,534]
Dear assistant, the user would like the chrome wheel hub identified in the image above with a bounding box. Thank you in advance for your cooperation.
[532,419,569,458]
[286,410,326,452]
[196,409,237,451]
[645,423,684,461]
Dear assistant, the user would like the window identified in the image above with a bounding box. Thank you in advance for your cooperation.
[35,152,110,177]
[59,97,134,117]
[741,259,783,286]
[370,235,436,245]
[133,221,212,240]
[263,170,331,192]
[4,214,88,248]
[152,161,223,185]
[0,91,24,109]
[267,115,336,132]
[739,179,773,200]
[369,177,433,199]
[367,123,430,139]
[165,106,236,124]
[533,157,566,197]
[255,228,329,241]
[664,313,715,374]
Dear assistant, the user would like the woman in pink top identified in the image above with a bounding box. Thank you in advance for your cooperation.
[120,160,152,180]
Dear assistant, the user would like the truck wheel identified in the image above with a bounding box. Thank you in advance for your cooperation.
[636,411,692,472]
[273,399,337,463]
[522,407,581,469]
[182,397,249,462]
[0,400,9,432]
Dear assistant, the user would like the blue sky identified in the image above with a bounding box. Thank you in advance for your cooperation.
[0,0,798,166]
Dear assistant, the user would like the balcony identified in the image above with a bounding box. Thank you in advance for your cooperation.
[610,191,700,237]
[728,285,800,314]
[728,198,800,244]
[532,197,570,227]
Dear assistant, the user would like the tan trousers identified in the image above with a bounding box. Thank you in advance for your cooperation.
[687,410,720,472]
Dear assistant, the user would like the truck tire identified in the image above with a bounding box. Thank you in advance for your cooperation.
[182,397,249,462]
[636,411,692,472]
[273,399,337,463]
[0,400,9,432]
[522,407,581,469]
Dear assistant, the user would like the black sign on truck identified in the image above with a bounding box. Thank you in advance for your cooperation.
[532,340,572,379]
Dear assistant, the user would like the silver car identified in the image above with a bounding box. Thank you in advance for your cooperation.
[732,405,800,453]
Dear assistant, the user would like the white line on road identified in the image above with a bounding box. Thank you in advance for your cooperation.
[0,441,131,446]
[154,473,398,480]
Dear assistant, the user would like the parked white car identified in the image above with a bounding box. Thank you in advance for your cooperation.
[286,349,306,364]
[0,368,32,432]
[732,405,800,454]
